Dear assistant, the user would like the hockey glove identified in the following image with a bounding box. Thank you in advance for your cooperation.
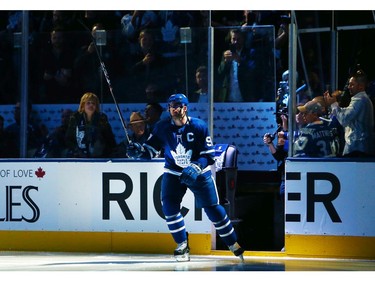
[126,142,145,159]
[180,163,202,186]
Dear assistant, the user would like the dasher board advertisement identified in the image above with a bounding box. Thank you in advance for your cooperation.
[285,159,375,237]
[0,160,212,234]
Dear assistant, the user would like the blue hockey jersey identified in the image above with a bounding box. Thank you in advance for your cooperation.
[143,116,216,174]
[293,121,340,157]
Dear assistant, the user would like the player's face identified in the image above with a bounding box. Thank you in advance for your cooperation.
[169,102,187,120]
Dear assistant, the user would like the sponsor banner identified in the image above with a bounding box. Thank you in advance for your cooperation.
[285,159,375,236]
[0,160,211,233]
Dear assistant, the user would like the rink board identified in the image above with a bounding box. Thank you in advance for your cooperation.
[285,158,375,259]
[1,158,374,259]
[0,159,212,254]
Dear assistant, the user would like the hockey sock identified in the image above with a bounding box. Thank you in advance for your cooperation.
[165,212,187,244]
[204,204,237,246]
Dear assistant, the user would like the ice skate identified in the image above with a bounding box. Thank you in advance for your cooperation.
[174,233,190,262]
[229,242,244,262]
[174,240,190,262]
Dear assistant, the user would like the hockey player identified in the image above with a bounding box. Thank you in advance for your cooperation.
[127,93,244,262]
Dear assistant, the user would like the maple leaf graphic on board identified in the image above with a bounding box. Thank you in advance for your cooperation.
[35,167,46,178]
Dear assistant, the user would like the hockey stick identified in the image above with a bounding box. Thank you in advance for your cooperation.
[77,20,131,144]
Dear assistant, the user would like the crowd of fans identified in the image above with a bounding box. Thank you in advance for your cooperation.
[1,10,374,160]
[0,10,290,105]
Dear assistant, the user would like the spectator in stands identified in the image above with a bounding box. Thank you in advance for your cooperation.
[129,28,167,80]
[38,11,77,33]
[114,111,154,158]
[34,108,73,158]
[40,27,77,103]
[293,100,340,157]
[121,11,160,43]
[216,28,257,102]
[144,82,169,103]
[65,92,116,158]
[190,65,208,103]
[128,111,150,145]
[324,71,375,157]
[312,95,345,156]
[144,102,164,133]
[3,101,44,158]
[73,22,107,98]
[117,28,169,103]
[245,11,290,81]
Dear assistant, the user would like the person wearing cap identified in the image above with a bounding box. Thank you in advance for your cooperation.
[128,111,150,145]
[129,111,149,143]
[324,71,374,157]
[112,111,151,158]
[313,95,345,156]
[293,100,340,157]
[127,93,244,262]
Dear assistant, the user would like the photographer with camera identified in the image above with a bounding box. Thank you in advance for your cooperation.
[324,71,374,157]
[216,28,256,102]
[263,109,290,252]
[263,103,310,198]
[263,127,287,201]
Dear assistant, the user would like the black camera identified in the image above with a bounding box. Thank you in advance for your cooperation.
[276,107,288,118]
[275,107,288,126]
[264,132,276,142]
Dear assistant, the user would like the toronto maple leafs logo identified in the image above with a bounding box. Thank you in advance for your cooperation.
[215,151,225,172]
[161,19,178,42]
[171,143,192,168]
